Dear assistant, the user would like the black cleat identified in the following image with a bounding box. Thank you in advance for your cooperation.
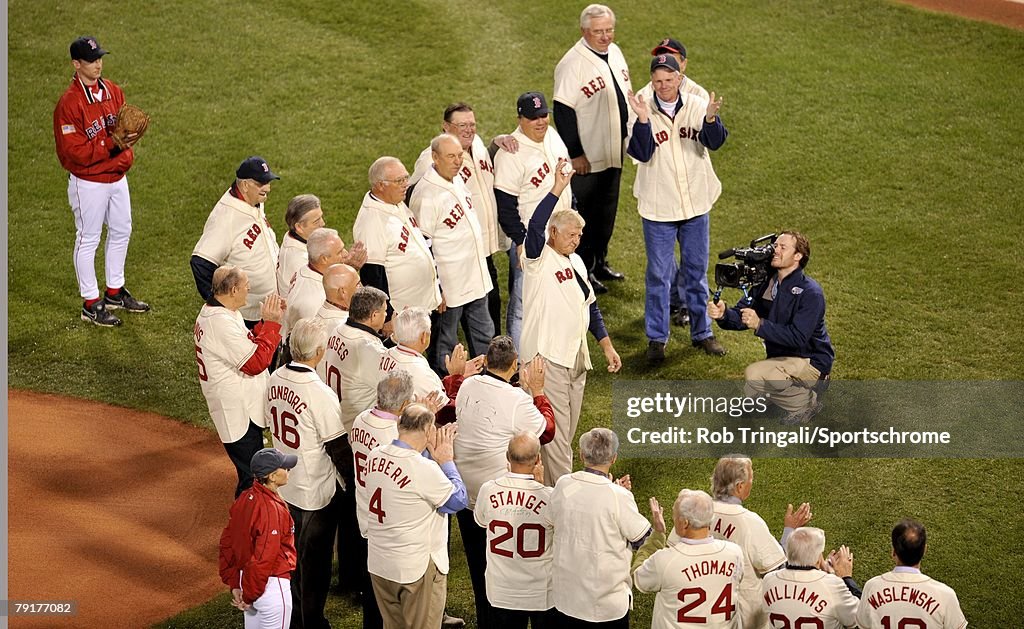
[588,274,609,295]
[670,308,690,327]
[82,301,122,327]
[104,287,151,313]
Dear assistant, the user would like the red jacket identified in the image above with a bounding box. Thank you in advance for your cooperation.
[218,481,297,604]
[53,74,133,182]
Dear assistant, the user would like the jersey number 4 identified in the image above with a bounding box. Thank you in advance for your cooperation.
[678,584,734,624]
[488,520,546,558]
[269,407,301,448]
[369,487,387,523]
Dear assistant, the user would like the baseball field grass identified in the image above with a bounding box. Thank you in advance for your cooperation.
[8,0,1024,626]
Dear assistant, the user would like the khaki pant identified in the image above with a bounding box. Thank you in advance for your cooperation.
[370,559,446,629]
[538,349,588,486]
[744,356,820,413]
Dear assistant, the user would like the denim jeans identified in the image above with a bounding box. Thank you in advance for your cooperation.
[642,214,712,344]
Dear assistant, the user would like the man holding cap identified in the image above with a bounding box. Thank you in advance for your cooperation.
[494,91,573,348]
[219,447,298,628]
[54,36,150,327]
[192,156,282,326]
[627,54,729,363]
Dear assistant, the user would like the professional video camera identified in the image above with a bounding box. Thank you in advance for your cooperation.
[714,233,778,298]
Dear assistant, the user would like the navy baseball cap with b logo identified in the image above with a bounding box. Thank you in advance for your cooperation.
[251,448,298,478]
[652,37,687,59]
[70,36,108,62]
[236,156,281,184]
[517,92,550,119]
[651,54,681,73]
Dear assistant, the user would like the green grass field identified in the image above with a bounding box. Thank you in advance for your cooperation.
[8,0,1024,626]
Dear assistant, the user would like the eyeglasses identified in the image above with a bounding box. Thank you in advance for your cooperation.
[448,122,477,131]
[383,176,410,185]
[588,28,615,36]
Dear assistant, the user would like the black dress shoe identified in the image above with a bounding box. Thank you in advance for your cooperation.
[588,274,609,294]
[646,340,666,364]
[593,263,625,281]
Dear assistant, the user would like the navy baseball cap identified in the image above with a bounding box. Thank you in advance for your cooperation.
[652,37,686,59]
[650,54,681,73]
[70,36,108,62]
[517,92,550,119]
[251,448,298,478]
[236,156,281,184]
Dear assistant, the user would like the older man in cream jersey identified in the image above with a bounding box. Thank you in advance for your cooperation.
[409,134,494,373]
[410,102,515,335]
[494,91,574,348]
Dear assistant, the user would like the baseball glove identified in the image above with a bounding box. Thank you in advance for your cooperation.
[111,103,150,150]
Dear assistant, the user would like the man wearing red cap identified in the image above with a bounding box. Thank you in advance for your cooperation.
[54,36,150,327]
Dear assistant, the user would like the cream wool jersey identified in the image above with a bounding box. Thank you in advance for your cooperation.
[282,265,325,338]
[761,567,859,629]
[520,244,595,370]
[276,231,307,295]
[627,91,723,222]
[857,570,967,629]
[547,471,652,622]
[378,345,450,407]
[553,39,632,171]
[313,302,349,381]
[194,304,269,443]
[193,191,280,321]
[409,167,492,308]
[474,473,555,611]
[323,322,386,432]
[349,408,400,538]
[493,128,573,227]
[265,364,345,511]
[352,191,441,312]
[365,443,454,583]
[454,375,548,509]
[411,135,509,255]
[710,500,787,629]
[633,537,745,629]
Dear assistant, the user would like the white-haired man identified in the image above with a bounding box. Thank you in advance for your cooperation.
[761,527,860,629]
[365,404,468,629]
[265,318,348,629]
[354,156,441,327]
[474,432,554,628]
[282,227,352,338]
[519,160,621,485]
[194,265,284,497]
[409,133,495,373]
[633,489,745,628]
[379,307,483,425]
[548,427,651,627]
[554,3,632,292]
[706,455,813,629]
[494,91,574,347]
[410,102,518,336]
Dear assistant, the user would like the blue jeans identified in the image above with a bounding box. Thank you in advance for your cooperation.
[431,294,495,374]
[506,244,523,350]
[642,214,712,344]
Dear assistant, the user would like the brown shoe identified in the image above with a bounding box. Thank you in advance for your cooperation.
[693,336,727,356]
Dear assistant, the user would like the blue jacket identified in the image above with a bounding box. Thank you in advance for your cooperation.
[717,269,834,374]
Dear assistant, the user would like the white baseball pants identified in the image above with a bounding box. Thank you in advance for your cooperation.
[67,174,132,300]
[244,576,292,629]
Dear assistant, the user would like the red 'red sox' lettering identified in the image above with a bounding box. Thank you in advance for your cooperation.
[459,165,473,183]
[554,267,575,283]
[529,162,552,188]
[580,76,607,98]
[442,203,467,229]
[655,130,670,145]
[398,225,410,252]
[478,159,493,175]
[242,222,262,249]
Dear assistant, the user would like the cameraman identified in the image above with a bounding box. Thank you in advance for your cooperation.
[708,231,834,423]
